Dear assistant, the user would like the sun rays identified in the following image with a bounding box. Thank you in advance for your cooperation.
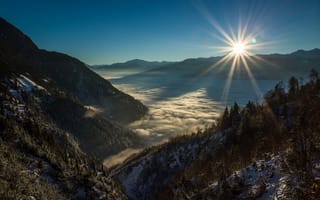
[200,20,269,104]
[192,2,279,104]
[219,32,263,103]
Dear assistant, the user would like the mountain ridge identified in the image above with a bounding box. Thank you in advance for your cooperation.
[0,17,147,124]
[94,48,320,82]
[93,48,320,67]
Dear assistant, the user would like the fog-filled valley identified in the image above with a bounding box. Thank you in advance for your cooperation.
[95,69,279,142]
[93,50,320,147]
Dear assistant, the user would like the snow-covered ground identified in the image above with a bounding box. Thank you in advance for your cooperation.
[116,139,202,200]
[231,155,283,199]
[2,74,47,118]
[206,154,304,199]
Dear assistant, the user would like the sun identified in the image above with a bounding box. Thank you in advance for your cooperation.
[196,20,268,104]
[232,42,246,55]
[195,6,274,104]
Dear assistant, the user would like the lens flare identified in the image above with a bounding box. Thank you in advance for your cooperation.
[196,17,271,104]
[218,31,263,103]
[193,1,281,105]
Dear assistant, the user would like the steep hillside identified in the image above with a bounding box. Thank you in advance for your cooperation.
[0,17,147,124]
[0,70,143,161]
[0,18,152,199]
[0,73,127,199]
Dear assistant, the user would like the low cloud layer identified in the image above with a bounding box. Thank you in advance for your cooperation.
[103,148,141,168]
[115,84,224,146]
[101,75,278,167]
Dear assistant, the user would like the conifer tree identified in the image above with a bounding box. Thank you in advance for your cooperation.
[288,76,299,97]
[219,107,230,130]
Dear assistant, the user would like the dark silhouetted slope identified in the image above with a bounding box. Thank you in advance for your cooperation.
[0,17,147,124]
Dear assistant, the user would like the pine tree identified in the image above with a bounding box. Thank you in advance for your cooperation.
[309,68,319,83]
[230,102,241,129]
[245,101,256,114]
[288,76,299,97]
[219,107,231,130]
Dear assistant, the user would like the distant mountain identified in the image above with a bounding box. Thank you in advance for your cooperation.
[96,49,320,81]
[141,49,320,79]
[290,48,320,56]
[90,60,173,80]
[0,17,147,124]
[91,59,172,71]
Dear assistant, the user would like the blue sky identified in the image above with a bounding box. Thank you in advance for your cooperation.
[1,0,320,64]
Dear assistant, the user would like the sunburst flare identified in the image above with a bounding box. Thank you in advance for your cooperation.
[200,20,269,104]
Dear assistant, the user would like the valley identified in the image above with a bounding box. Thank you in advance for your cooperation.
[93,51,320,150]
[93,51,320,191]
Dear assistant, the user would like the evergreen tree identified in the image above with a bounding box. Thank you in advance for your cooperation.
[219,107,230,130]
[230,102,241,129]
[309,68,319,83]
[237,110,250,136]
[274,81,286,98]
[264,81,286,112]
[288,76,299,97]
[245,101,256,114]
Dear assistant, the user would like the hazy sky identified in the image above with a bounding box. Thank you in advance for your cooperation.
[1,0,320,64]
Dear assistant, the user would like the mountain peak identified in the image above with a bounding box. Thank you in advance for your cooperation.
[126,59,146,63]
[290,48,320,56]
[0,17,38,51]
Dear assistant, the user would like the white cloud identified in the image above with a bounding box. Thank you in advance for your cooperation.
[116,84,224,146]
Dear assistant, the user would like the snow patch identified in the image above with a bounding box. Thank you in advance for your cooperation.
[120,163,144,199]
[17,74,46,92]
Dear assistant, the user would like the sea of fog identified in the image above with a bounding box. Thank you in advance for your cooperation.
[97,69,281,147]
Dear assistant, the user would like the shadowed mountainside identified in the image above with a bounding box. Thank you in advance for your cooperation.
[0,17,147,124]
[0,17,149,160]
